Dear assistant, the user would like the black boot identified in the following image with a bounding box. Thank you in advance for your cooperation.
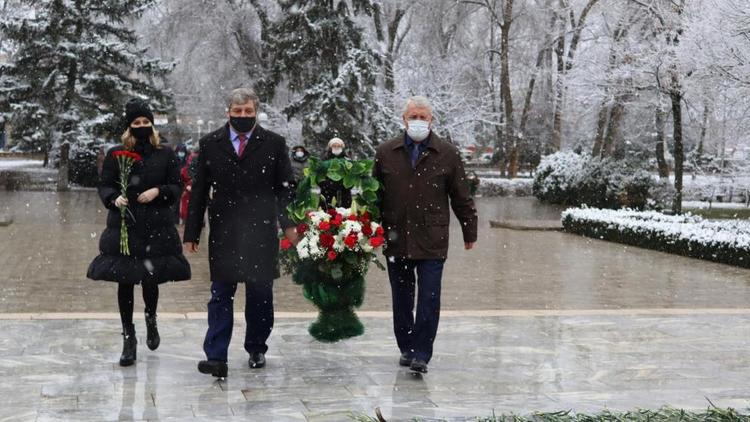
[119,323,137,367]
[145,313,160,351]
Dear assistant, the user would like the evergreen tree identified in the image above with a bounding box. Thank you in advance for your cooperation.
[0,0,174,163]
[257,0,393,156]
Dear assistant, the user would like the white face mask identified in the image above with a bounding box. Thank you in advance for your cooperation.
[407,119,431,142]
[331,148,343,156]
[294,151,305,158]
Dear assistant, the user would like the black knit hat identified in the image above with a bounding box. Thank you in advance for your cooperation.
[124,98,154,126]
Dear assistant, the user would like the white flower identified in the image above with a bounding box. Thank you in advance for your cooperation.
[342,220,362,235]
[309,211,330,225]
[296,238,310,259]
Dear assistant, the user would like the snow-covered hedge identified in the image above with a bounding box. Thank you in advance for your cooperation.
[562,207,750,268]
[478,178,533,197]
[533,152,655,209]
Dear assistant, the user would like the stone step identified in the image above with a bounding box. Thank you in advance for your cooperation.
[0,213,12,226]
[1,169,58,191]
[489,219,562,231]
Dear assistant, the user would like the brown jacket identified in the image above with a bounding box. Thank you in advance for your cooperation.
[373,132,478,260]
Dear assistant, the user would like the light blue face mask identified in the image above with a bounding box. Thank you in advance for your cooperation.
[407,120,430,142]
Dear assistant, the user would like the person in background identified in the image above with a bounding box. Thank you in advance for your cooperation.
[174,142,188,168]
[318,137,352,208]
[467,171,480,197]
[290,145,310,190]
[179,146,199,225]
[170,142,189,223]
[0,121,6,150]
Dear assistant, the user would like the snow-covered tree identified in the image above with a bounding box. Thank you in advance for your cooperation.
[0,0,174,164]
[257,0,393,156]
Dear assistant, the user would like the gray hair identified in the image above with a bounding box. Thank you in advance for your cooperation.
[402,95,433,116]
[227,87,260,110]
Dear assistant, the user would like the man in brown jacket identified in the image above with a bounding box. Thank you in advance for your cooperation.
[373,96,478,374]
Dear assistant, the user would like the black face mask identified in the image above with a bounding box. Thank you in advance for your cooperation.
[131,126,153,140]
[230,116,256,133]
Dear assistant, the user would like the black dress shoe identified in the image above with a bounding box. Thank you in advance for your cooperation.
[145,313,160,351]
[399,352,413,367]
[119,323,137,367]
[410,359,428,374]
[248,352,266,369]
[198,360,228,378]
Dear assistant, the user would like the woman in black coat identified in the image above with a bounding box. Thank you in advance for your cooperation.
[87,99,191,367]
[318,137,353,208]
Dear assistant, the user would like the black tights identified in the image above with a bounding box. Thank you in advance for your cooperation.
[118,283,159,327]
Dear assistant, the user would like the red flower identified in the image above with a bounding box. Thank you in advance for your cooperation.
[362,224,373,236]
[327,250,337,261]
[318,221,331,231]
[113,151,142,161]
[375,226,384,236]
[332,214,344,227]
[348,214,358,221]
[327,208,337,217]
[369,236,385,248]
[319,233,335,249]
[360,211,371,221]
[280,238,293,250]
[344,233,359,249]
[297,223,308,236]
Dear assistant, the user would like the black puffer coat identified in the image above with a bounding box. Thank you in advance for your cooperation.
[87,139,191,284]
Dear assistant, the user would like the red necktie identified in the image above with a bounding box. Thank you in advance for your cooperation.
[238,134,247,157]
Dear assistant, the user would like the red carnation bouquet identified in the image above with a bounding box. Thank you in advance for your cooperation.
[111,150,142,255]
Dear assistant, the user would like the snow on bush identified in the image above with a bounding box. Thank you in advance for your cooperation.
[478,178,533,197]
[533,152,655,209]
[562,207,750,268]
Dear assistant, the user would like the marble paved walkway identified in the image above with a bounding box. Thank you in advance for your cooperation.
[1,311,749,421]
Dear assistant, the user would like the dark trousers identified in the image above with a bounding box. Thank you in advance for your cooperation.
[203,280,274,362]
[386,257,445,363]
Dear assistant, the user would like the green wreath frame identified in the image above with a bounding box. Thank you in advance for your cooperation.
[285,156,384,342]
[287,157,381,223]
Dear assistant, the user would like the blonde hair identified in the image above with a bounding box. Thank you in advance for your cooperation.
[121,126,162,150]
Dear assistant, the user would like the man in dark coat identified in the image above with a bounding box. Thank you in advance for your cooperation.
[184,88,298,378]
[373,95,478,374]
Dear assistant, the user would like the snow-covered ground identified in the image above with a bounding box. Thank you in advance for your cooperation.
[682,200,749,210]
[672,174,750,203]
[475,172,750,201]
[0,159,43,169]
